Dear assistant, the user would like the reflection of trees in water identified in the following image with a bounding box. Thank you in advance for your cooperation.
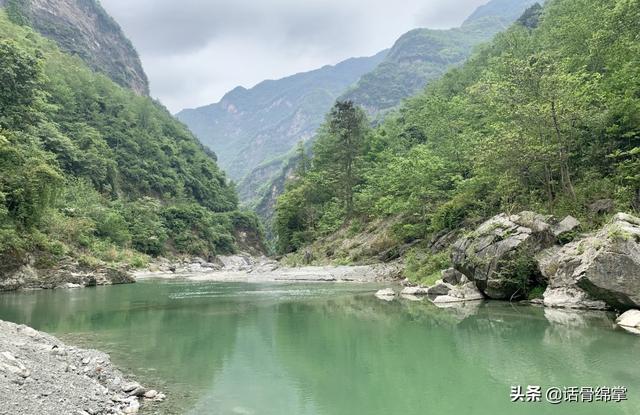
[272,295,503,415]
[453,304,639,415]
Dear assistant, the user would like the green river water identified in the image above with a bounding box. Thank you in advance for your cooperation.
[0,279,638,415]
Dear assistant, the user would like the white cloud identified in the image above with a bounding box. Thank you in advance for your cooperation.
[100,0,488,112]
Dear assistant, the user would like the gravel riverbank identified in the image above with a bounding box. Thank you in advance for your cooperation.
[0,320,163,415]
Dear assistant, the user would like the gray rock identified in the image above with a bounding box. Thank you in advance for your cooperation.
[539,213,640,309]
[128,386,147,397]
[542,287,608,310]
[375,288,396,301]
[552,216,580,240]
[427,283,453,297]
[432,282,485,303]
[451,212,554,300]
[616,310,640,334]
[121,382,141,393]
[143,389,158,399]
[589,199,615,215]
[441,268,464,285]
[400,286,429,295]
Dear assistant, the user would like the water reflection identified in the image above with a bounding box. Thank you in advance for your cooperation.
[0,282,638,415]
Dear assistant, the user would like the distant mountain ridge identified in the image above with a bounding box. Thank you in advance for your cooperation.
[340,0,540,116]
[177,0,542,232]
[0,0,149,95]
[177,51,387,182]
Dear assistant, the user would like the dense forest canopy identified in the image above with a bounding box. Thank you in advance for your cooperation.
[275,0,640,264]
[0,11,260,272]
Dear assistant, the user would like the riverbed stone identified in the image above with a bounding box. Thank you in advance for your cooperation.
[451,211,555,300]
[0,320,158,414]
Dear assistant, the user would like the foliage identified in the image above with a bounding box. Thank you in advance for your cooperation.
[276,0,640,261]
[0,12,260,270]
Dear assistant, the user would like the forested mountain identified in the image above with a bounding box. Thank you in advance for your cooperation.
[340,0,540,117]
[177,51,387,183]
[0,0,149,95]
[275,0,640,277]
[0,10,260,277]
[179,0,540,234]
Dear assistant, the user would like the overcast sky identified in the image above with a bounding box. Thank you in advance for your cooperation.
[100,0,489,113]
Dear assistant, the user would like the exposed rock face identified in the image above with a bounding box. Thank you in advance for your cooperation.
[2,0,149,95]
[540,213,640,310]
[1,259,134,292]
[441,268,465,285]
[451,212,557,300]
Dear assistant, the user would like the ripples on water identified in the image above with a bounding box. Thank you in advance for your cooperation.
[0,279,638,415]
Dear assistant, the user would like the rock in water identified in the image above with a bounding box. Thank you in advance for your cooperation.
[375,288,396,301]
[427,283,453,297]
[540,213,640,310]
[616,310,640,334]
[400,286,429,295]
[451,212,556,300]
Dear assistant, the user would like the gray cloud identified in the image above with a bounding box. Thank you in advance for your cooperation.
[100,0,488,112]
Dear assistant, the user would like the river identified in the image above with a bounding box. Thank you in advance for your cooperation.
[0,279,638,414]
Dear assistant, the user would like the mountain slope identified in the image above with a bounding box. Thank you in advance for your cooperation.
[0,0,149,95]
[177,51,387,183]
[0,9,261,282]
[340,0,540,116]
[274,0,640,272]
[249,0,542,231]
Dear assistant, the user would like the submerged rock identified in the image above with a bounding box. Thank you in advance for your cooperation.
[451,211,556,300]
[539,213,640,310]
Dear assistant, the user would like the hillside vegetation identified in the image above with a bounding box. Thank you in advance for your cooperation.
[275,0,640,278]
[340,0,540,117]
[231,0,540,233]
[0,11,260,275]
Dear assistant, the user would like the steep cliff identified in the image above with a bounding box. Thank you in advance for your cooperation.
[1,0,149,95]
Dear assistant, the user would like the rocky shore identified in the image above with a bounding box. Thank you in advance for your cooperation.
[1,257,135,292]
[0,320,163,414]
[375,211,640,334]
[135,254,403,283]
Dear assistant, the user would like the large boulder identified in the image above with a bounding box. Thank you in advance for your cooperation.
[616,310,640,335]
[451,212,558,300]
[539,213,640,310]
[432,282,485,303]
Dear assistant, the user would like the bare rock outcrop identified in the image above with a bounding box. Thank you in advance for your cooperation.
[540,213,640,310]
[451,212,559,300]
